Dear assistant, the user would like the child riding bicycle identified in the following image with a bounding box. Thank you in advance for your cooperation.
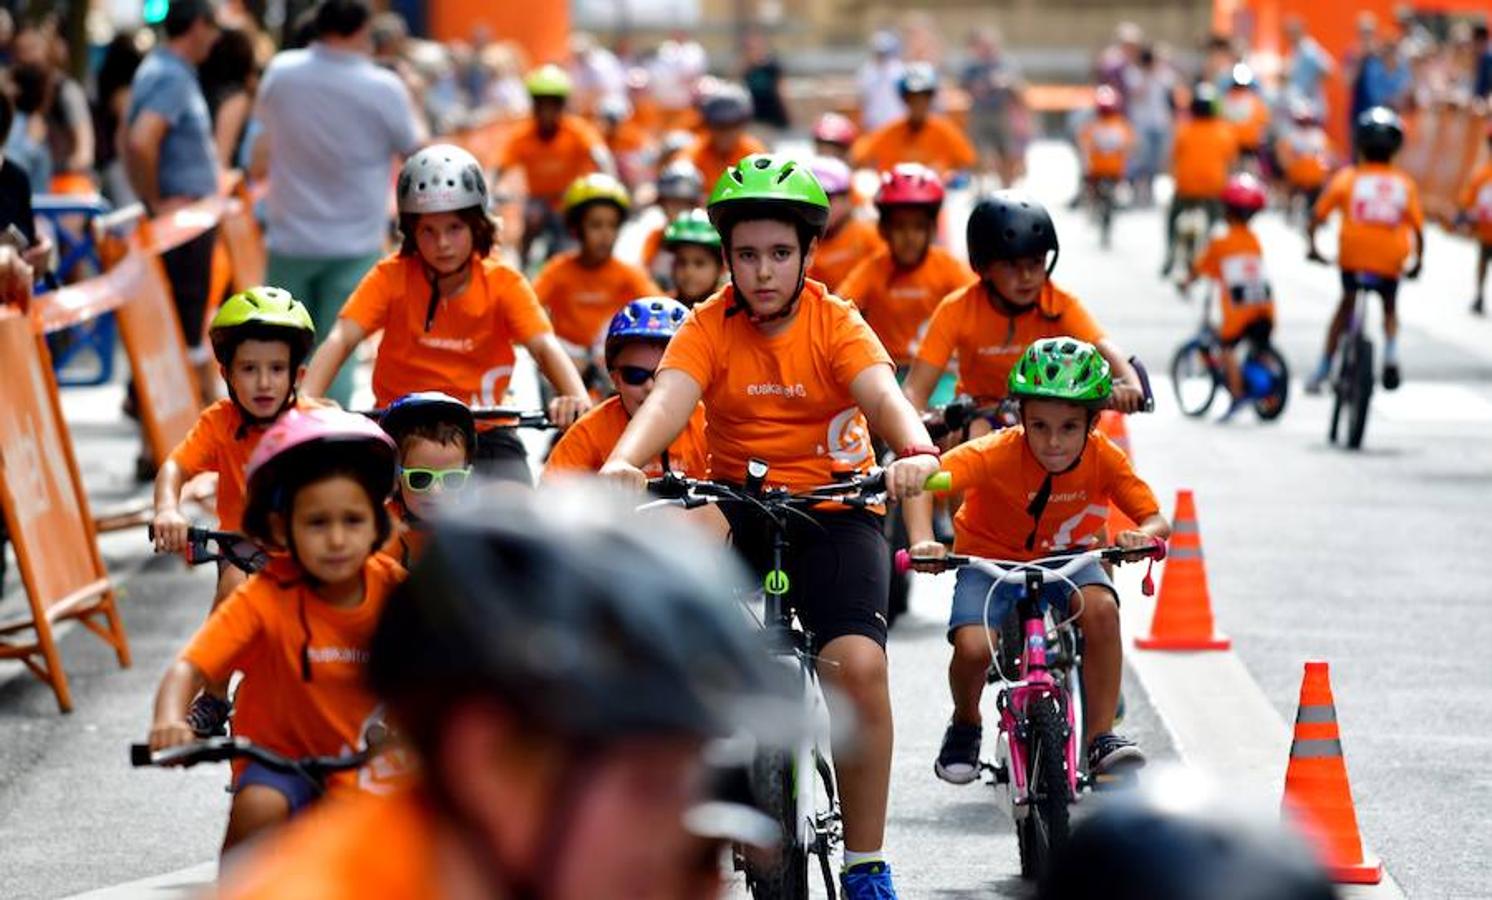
[904,338,1171,783]
[1181,173,1276,420]
[301,144,591,482]
[377,391,476,567]
[661,209,726,308]
[151,286,322,736]
[148,408,405,853]
[1306,106,1423,393]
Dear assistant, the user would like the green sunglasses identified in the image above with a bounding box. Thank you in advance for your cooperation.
[399,466,473,493]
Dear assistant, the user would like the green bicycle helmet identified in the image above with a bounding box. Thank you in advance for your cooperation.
[706,153,831,242]
[525,64,572,99]
[1008,337,1112,406]
[208,286,316,368]
[662,208,722,252]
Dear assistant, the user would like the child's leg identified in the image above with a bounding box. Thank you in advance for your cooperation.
[203,565,246,700]
[222,784,291,854]
[949,624,993,725]
[1221,342,1245,399]
[1072,584,1122,743]
[1476,244,1489,313]
[1380,281,1402,388]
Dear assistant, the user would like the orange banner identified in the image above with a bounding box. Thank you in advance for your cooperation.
[112,250,204,465]
[0,308,129,712]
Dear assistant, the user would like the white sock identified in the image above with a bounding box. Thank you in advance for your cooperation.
[843,849,886,872]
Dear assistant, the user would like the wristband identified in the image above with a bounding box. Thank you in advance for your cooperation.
[897,444,941,460]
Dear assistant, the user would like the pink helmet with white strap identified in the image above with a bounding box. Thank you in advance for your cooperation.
[242,407,398,547]
[813,112,859,147]
[808,156,853,196]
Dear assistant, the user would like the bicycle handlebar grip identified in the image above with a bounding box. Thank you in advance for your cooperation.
[924,472,952,493]
[130,743,153,767]
[1130,356,1156,413]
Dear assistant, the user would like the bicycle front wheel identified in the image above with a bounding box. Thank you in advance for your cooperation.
[1016,695,1073,880]
[744,749,809,900]
[1170,340,1220,417]
[1248,344,1290,421]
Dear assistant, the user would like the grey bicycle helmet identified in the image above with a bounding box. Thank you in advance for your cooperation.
[657,159,706,202]
[966,191,1060,273]
[369,486,798,747]
[397,144,489,215]
[701,83,754,127]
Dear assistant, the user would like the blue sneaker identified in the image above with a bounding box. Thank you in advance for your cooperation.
[841,860,898,899]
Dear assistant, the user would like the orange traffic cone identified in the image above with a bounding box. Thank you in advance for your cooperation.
[1134,489,1230,650]
[1098,411,1136,533]
[1282,661,1383,884]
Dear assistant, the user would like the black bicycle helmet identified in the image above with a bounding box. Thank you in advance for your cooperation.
[1355,106,1404,160]
[966,191,1060,274]
[1037,769,1336,900]
[1190,82,1219,118]
[369,487,799,748]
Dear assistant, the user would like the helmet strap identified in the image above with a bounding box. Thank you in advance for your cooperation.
[422,256,474,332]
[724,257,806,325]
[229,385,297,440]
[1017,421,1090,551]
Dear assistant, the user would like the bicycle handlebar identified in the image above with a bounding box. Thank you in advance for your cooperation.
[147,525,266,574]
[894,542,1167,578]
[351,406,554,429]
[642,464,889,513]
[921,355,1155,436]
[130,737,369,780]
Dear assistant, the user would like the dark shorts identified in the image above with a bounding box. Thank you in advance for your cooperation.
[475,427,533,485]
[234,759,318,814]
[1220,317,1274,349]
[721,503,890,653]
[1340,271,1399,316]
[159,225,219,351]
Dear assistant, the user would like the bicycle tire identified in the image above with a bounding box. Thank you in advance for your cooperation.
[1016,694,1072,880]
[1346,336,1374,450]
[1170,339,1219,417]
[744,748,809,900]
[1249,344,1290,421]
[1328,346,1348,444]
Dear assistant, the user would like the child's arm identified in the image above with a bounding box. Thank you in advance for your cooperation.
[149,659,207,751]
[151,459,190,553]
[902,492,947,571]
[301,318,367,401]
[901,360,943,412]
[1095,339,1145,413]
[1406,226,1424,280]
[526,333,594,428]
[1116,512,1171,548]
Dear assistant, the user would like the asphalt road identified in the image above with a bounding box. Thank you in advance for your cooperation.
[3,141,1490,898]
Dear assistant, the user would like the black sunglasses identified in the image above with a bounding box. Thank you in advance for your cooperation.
[613,365,658,387]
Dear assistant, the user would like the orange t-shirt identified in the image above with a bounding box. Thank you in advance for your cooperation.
[1221,89,1271,150]
[497,114,608,203]
[340,254,553,408]
[685,133,769,190]
[1313,163,1424,277]
[850,115,978,176]
[1458,163,1492,245]
[182,553,406,792]
[943,428,1160,562]
[1078,114,1135,180]
[808,218,885,293]
[531,251,661,348]
[916,280,1106,400]
[544,394,709,480]
[1276,126,1332,190]
[377,504,426,569]
[660,280,891,491]
[1193,223,1275,341]
[1172,118,1239,199]
[168,396,324,532]
[218,787,441,900]
[838,245,975,367]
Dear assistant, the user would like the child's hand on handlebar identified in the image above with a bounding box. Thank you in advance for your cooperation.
[1109,381,1146,414]
[907,539,948,573]
[151,510,189,554]
[1115,529,1160,551]
[547,394,591,429]
[598,460,648,492]
[886,454,941,500]
[148,719,196,753]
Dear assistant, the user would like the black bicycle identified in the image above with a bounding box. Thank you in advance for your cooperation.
[131,735,376,802]
[642,463,889,900]
[1169,283,1289,420]
[148,525,266,574]
[1305,256,1393,450]
[353,405,553,430]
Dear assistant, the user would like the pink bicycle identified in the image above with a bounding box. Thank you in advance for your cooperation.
[895,542,1165,878]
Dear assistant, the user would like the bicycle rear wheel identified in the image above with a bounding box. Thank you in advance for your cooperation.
[1346,336,1374,450]
[744,749,809,900]
[1016,695,1072,880]
[1248,344,1290,421]
[1170,339,1220,417]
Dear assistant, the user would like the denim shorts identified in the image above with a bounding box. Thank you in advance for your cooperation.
[947,559,1115,641]
[234,760,319,813]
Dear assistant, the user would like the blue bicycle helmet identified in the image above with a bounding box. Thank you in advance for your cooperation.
[381,391,477,454]
[604,296,689,368]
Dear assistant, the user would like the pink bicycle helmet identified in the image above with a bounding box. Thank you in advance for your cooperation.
[874,162,945,211]
[243,407,398,548]
[813,112,859,147]
[808,156,853,197]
